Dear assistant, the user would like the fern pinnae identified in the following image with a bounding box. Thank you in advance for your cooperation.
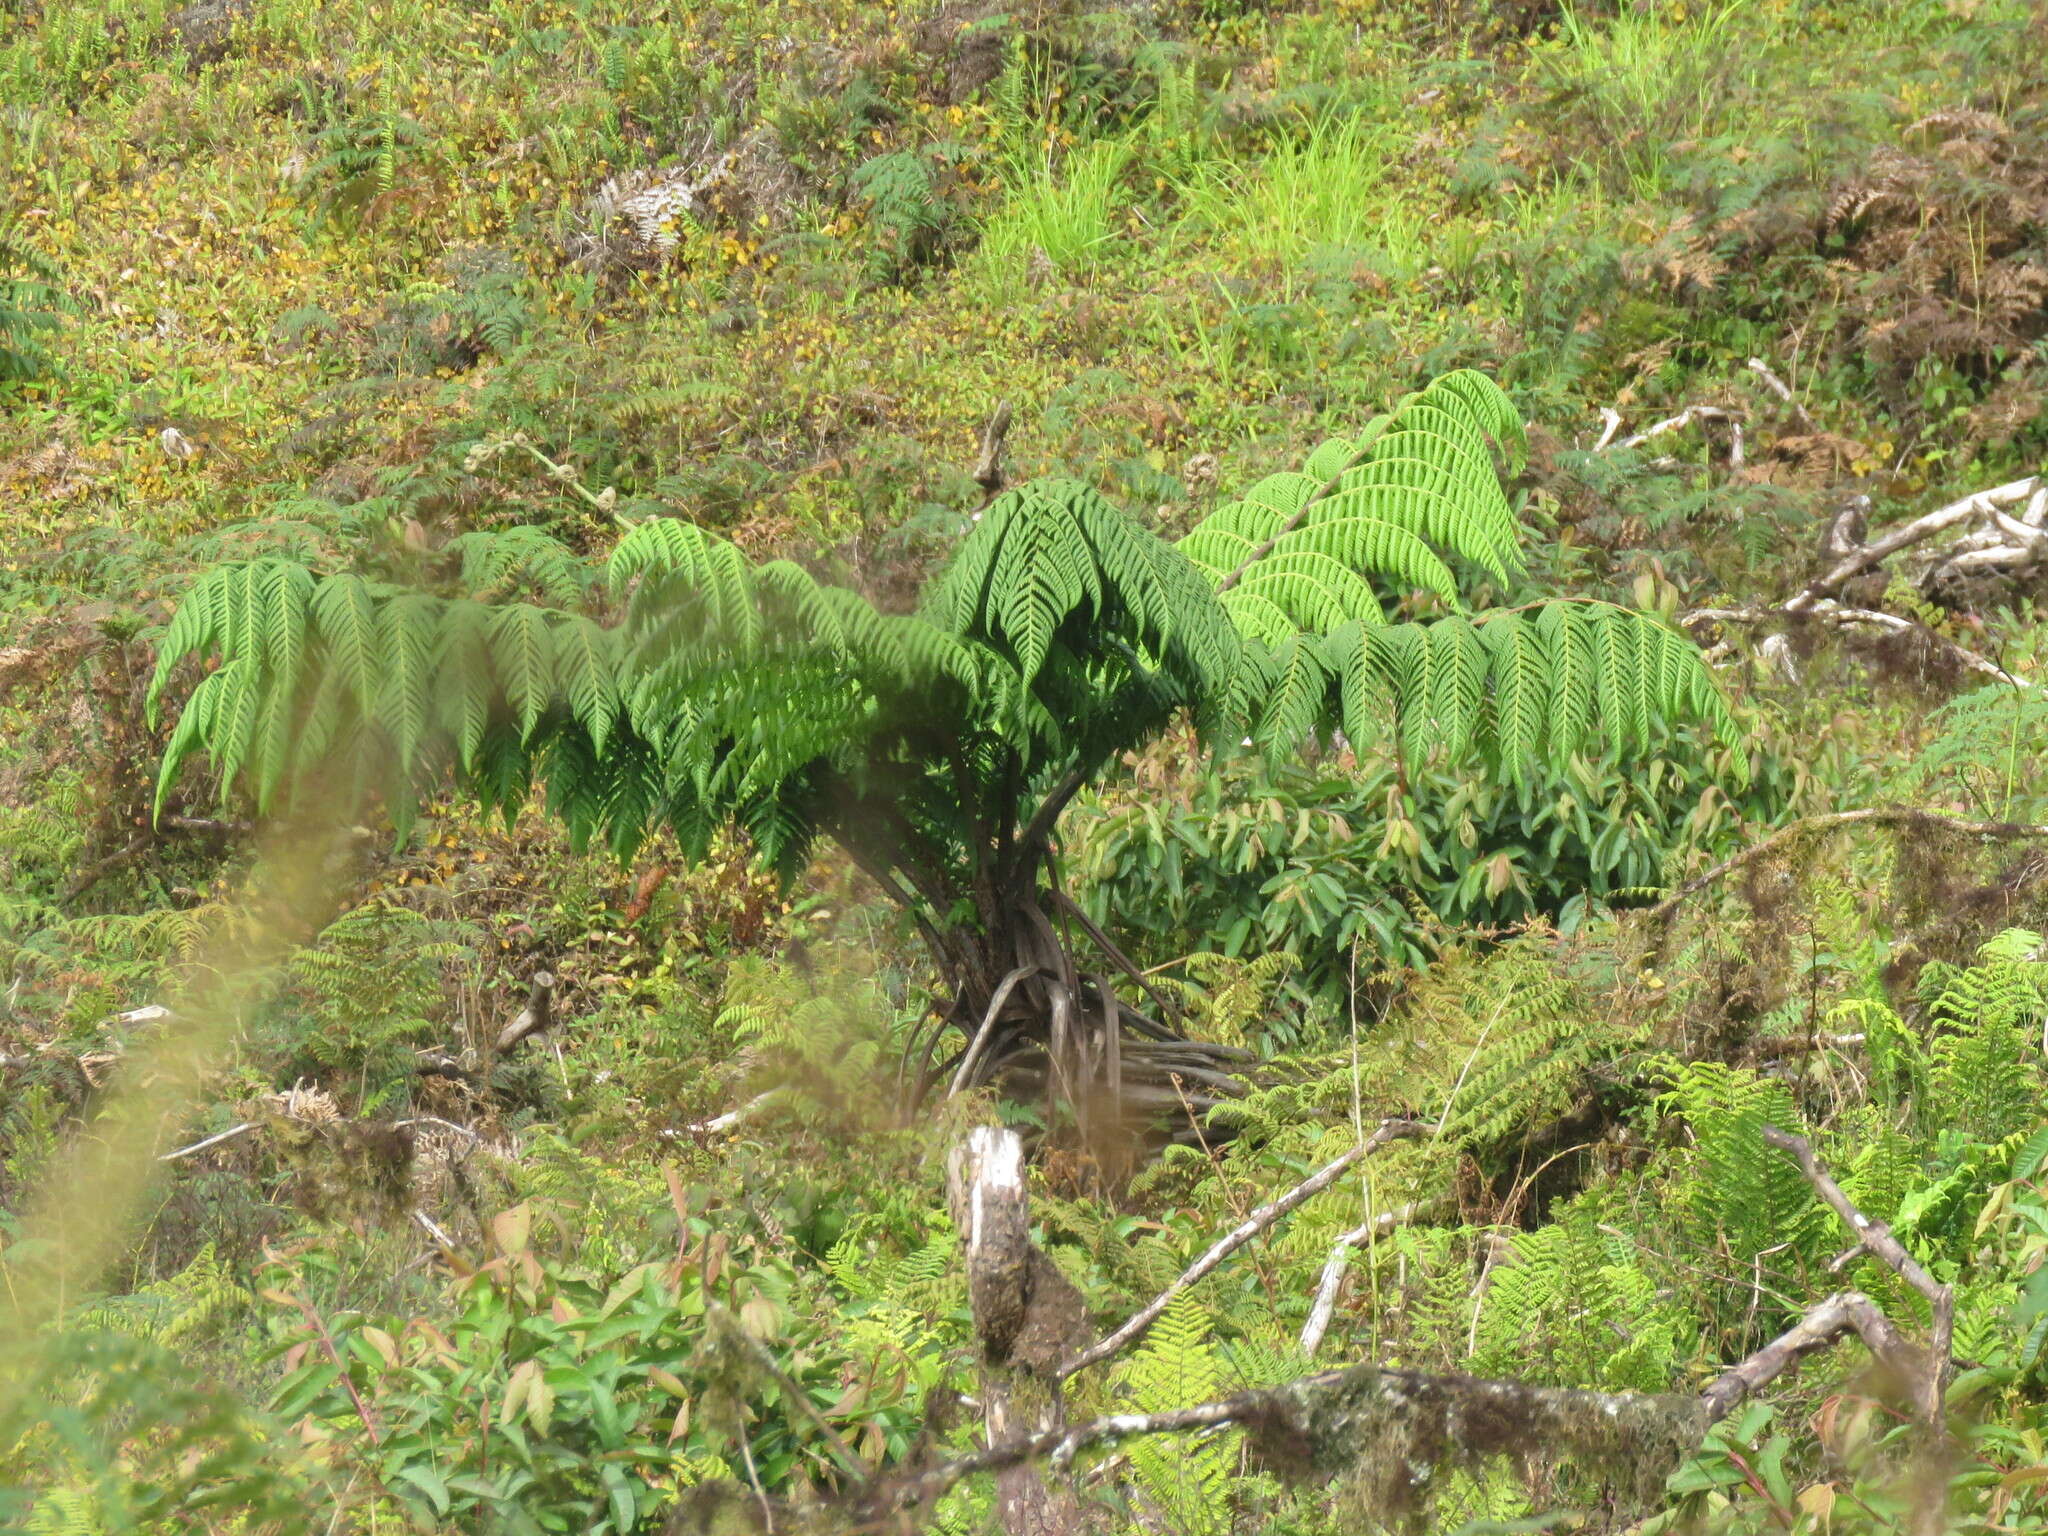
[377,592,439,774]
[1536,603,1595,760]
[1426,617,1489,761]
[489,602,557,744]
[311,572,384,720]
[556,616,621,755]
[1479,612,1545,772]
[1278,512,1461,607]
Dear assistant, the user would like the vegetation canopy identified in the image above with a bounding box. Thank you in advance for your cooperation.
[150,368,1727,1142]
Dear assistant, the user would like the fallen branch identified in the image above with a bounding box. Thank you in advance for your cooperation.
[663,1089,784,1139]
[1764,1125,1953,1421]
[1746,356,1818,434]
[1057,1118,1425,1380]
[1644,807,2048,925]
[823,1123,1955,1533]
[157,1120,258,1162]
[866,1282,1920,1526]
[1300,1201,1429,1359]
[1697,1288,1925,1417]
[60,831,151,903]
[1684,599,2024,685]
[1794,475,2043,607]
[1615,403,1741,454]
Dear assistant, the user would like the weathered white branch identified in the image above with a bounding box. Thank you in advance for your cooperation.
[1683,600,2025,686]
[1745,356,1819,433]
[1794,475,2042,607]
[158,1120,257,1162]
[1613,404,1740,454]
[661,1089,784,1140]
[1059,1118,1425,1380]
[1763,1126,1953,1421]
[1300,1201,1427,1359]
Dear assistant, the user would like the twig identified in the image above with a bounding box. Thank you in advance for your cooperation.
[1300,1201,1427,1358]
[158,1121,257,1162]
[1057,1118,1425,1380]
[1746,356,1817,434]
[1685,599,2026,686]
[1645,807,2048,925]
[1763,1126,1953,1421]
[412,1210,458,1248]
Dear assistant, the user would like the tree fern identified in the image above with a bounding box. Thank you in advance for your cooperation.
[149,368,1733,1131]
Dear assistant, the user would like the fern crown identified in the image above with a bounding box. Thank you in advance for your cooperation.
[148,369,1729,879]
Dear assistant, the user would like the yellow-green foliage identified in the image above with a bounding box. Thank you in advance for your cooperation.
[9,0,2048,1532]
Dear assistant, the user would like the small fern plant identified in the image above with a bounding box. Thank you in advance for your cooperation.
[0,224,61,387]
[148,369,1730,1136]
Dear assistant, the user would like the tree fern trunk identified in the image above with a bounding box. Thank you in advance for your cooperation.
[919,899,1253,1165]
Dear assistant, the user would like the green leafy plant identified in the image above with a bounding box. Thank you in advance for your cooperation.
[147,369,1728,1139]
[1073,734,1778,1014]
[0,223,60,387]
[264,1199,942,1532]
[850,149,956,285]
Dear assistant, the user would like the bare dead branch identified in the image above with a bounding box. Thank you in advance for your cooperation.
[973,401,1014,494]
[848,1126,1948,1533]
[493,971,556,1053]
[60,831,152,903]
[1684,599,2025,685]
[1746,356,1818,434]
[869,1276,1918,1528]
[1610,404,1741,454]
[1301,1201,1430,1359]
[1794,475,2042,605]
[662,1089,785,1140]
[1763,1125,1954,1420]
[1058,1118,1426,1380]
[158,1120,258,1162]
[1644,807,2048,925]
[1698,1289,1924,1418]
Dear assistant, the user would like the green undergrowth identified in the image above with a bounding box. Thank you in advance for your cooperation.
[6,0,2048,1531]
